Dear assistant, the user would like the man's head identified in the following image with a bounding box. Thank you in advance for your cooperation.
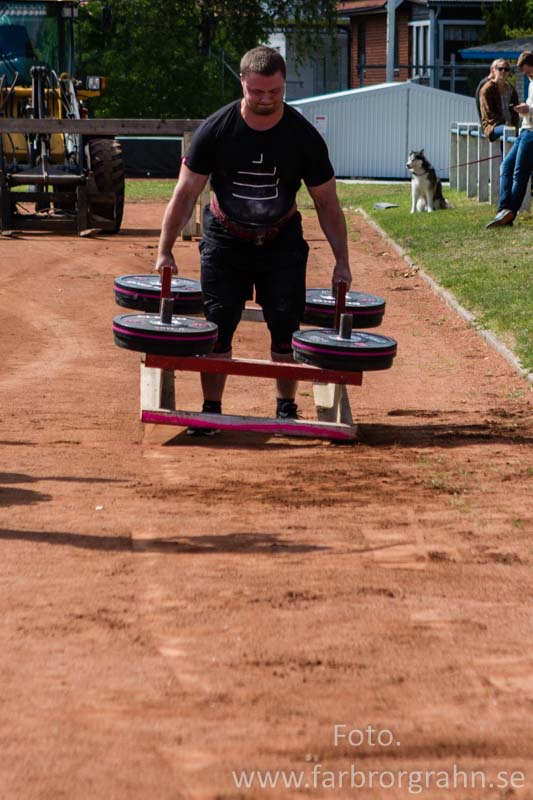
[517,50,533,78]
[240,46,286,80]
[490,58,511,81]
[240,46,286,117]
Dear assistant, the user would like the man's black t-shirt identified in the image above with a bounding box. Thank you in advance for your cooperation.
[184,100,334,227]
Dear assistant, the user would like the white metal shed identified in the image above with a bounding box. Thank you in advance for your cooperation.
[290,82,477,180]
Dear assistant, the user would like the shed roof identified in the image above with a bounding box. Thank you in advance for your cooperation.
[290,79,468,106]
[426,0,500,3]
[339,0,499,11]
[338,0,387,12]
[460,36,533,59]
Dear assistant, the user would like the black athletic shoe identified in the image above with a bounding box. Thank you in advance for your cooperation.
[186,426,220,437]
[186,401,221,436]
[276,399,299,419]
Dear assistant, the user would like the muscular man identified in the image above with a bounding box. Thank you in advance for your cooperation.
[156,46,351,431]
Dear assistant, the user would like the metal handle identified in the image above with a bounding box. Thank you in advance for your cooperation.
[339,312,353,340]
[159,266,173,323]
[334,281,347,330]
[160,266,172,299]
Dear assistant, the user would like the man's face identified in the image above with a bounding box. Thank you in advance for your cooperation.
[520,63,533,80]
[241,71,285,116]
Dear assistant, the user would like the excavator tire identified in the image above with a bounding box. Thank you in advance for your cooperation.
[88,138,125,233]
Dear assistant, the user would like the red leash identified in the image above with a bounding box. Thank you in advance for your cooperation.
[437,153,501,176]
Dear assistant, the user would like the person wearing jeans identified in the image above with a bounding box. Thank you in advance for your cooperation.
[479,59,519,143]
[486,50,533,228]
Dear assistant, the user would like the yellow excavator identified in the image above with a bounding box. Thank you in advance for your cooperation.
[0,0,125,233]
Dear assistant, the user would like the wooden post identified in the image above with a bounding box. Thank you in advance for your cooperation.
[196,183,211,235]
[466,124,478,198]
[312,383,354,425]
[489,139,500,206]
[457,124,468,192]
[181,131,210,240]
[449,124,458,191]
[140,355,175,412]
[181,131,196,240]
[477,130,489,202]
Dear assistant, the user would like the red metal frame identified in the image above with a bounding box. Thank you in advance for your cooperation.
[144,354,363,386]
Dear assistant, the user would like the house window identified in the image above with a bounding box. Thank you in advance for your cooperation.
[438,20,484,93]
[441,22,483,62]
[409,22,430,79]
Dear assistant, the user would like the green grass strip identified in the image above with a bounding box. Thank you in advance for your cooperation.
[126,179,176,202]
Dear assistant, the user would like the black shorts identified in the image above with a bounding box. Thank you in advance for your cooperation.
[199,208,309,354]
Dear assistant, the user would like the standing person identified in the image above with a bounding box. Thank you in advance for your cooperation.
[156,45,352,431]
[479,58,519,142]
[486,50,533,228]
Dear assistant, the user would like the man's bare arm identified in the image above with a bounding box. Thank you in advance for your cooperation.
[156,164,209,274]
[307,178,352,289]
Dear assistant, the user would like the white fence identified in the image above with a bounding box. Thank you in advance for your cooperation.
[449,123,531,211]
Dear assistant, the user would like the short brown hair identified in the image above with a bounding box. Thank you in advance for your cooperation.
[240,46,286,80]
[517,51,533,69]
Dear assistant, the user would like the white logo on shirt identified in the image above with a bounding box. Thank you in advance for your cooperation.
[232,154,279,200]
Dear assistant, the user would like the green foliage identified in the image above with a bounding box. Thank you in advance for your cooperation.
[481,0,533,44]
[77,0,338,118]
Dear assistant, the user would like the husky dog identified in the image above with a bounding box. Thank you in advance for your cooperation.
[406,149,450,213]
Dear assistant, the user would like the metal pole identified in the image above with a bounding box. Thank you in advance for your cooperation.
[386,0,396,82]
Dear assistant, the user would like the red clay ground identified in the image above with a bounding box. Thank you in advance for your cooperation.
[1,203,532,799]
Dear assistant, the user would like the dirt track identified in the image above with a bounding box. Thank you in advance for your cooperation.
[1,203,532,799]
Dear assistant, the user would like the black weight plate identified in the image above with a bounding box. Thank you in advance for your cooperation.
[114,274,203,314]
[292,328,397,372]
[303,288,385,328]
[113,313,218,356]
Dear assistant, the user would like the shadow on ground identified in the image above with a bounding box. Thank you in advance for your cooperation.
[0,529,328,554]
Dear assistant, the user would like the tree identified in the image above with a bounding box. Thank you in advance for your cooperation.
[481,0,533,44]
[77,0,339,118]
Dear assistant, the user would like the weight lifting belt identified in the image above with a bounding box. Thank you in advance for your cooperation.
[209,195,298,246]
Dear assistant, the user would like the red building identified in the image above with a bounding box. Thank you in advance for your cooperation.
[339,0,499,95]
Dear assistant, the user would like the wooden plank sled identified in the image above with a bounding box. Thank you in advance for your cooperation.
[140,354,360,440]
[141,408,357,441]
[139,277,360,441]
